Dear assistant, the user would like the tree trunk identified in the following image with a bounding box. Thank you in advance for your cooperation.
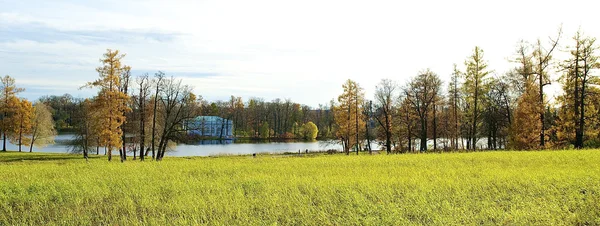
[385,114,391,154]
[539,63,545,148]
[575,53,584,149]
[29,138,34,152]
[18,118,23,152]
[151,82,160,160]
[140,92,146,161]
[433,103,437,152]
[365,102,372,154]
[577,78,585,148]
[2,131,6,152]
[355,95,359,155]
[420,117,427,152]
[472,99,478,151]
[406,112,412,153]
[454,85,459,150]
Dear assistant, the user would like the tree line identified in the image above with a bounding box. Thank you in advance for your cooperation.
[3,27,599,161]
[333,27,600,154]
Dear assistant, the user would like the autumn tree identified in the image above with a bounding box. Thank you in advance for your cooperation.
[334,79,365,155]
[0,75,24,152]
[510,82,542,149]
[29,101,57,152]
[404,69,442,152]
[396,97,416,152]
[374,79,396,154]
[9,98,33,152]
[573,31,599,148]
[463,47,491,150]
[84,49,131,161]
[555,30,600,148]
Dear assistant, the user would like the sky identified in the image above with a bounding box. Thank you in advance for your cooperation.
[1,0,599,107]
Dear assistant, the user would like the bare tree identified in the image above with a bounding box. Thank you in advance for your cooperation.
[404,69,442,152]
[155,77,197,161]
[532,27,562,148]
[374,79,396,154]
[151,71,165,160]
[135,74,150,160]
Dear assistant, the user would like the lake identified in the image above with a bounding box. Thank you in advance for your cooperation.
[3,134,356,157]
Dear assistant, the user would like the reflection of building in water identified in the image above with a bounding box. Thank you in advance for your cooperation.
[185,116,233,139]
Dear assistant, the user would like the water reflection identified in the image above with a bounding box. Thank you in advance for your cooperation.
[172,140,343,157]
[4,134,346,157]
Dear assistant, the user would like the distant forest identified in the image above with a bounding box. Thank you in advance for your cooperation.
[2,27,600,161]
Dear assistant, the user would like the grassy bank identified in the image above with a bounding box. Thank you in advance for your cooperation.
[0,150,599,225]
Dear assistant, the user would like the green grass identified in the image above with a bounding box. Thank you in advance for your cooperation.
[0,150,599,225]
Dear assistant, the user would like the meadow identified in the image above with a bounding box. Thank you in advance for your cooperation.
[0,150,599,225]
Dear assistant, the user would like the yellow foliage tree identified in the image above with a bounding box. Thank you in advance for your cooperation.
[84,49,131,161]
[0,75,25,151]
[334,79,365,155]
[9,98,33,152]
[509,83,542,150]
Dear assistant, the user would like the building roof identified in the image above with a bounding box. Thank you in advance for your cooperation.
[193,116,227,122]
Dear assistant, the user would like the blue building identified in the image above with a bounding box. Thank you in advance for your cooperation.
[186,116,234,139]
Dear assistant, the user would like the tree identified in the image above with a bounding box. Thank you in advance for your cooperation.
[9,98,33,152]
[397,97,417,153]
[83,49,131,161]
[151,71,165,160]
[71,98,103,159]
[119,65,132,161]
[0,75,24,151]
[532,28,561,148]
[404,69,442,152]
[135,74,151,160]
[260,122,270,139]
[448,64,462,150]
[574,32,599,148]
[301,121,318,140]
[483,78,511,150]
[463,47,491,150]
[334,79,365,155]
[510,82,542,149]
[374,79,396,154]
[361,100,374,154]
[39,94,77,131]
[154,77,197,161]
[556,30,600,148]
[29,102,57,152]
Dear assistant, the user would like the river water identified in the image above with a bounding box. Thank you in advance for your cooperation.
[4,134,352,157]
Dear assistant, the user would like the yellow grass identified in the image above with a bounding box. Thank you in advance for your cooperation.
[0,150,599,225]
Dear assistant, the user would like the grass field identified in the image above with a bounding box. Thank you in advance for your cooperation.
[0,150,599,225]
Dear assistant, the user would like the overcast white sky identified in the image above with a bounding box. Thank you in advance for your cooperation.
[1,0,599,107]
